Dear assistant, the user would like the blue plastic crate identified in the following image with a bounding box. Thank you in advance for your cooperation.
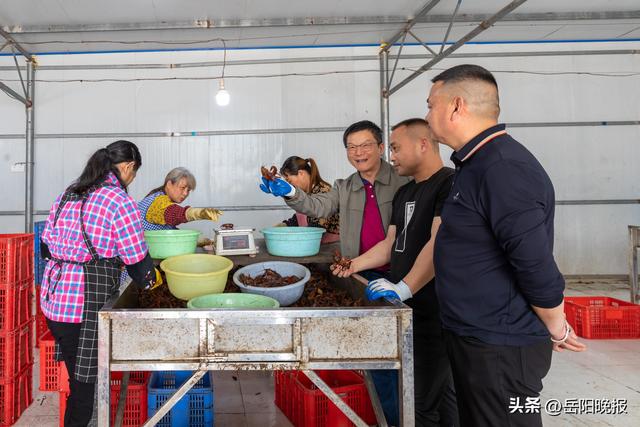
[33,221,46,284]
[35,259,47,285]
[147,371,214,427]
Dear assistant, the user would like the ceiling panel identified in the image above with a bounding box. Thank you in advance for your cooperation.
[0,0,638,53]
[1,0,639,26]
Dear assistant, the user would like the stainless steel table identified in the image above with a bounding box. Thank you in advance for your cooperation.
[97,270,414,427]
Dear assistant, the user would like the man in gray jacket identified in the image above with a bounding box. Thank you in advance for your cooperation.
[259,120,408,424]
[260,120,408,261]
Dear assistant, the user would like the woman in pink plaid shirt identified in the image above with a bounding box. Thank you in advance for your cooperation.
[39,140,158,427]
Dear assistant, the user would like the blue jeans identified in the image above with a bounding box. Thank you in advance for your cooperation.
[371,369,400,426]
[359,270,401,424]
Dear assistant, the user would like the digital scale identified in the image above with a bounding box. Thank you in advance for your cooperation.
[214,227,258,256]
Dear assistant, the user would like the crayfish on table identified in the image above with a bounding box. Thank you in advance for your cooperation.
[260,165,280,182]
[331,250,353,271]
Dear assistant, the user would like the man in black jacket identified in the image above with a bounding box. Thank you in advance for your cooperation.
[427,64,586,427]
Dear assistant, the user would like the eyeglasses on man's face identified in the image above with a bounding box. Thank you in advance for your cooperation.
[345,142,379,153]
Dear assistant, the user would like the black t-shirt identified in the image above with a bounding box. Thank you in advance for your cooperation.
[390,167,454,320]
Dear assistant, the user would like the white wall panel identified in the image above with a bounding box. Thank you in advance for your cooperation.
[0,141,29,207]
[1,42,639,274]
[555,205,640,275]
[0,81,26,134]
[508,126,640,201]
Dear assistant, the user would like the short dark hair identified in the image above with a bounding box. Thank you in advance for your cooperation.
[391,117,428,131]
[342,120,382,147]
[392,118,438,150]
[431,64,497,88]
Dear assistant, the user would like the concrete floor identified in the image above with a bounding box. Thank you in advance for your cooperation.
[541,280,640,427]
[13,280,640,426]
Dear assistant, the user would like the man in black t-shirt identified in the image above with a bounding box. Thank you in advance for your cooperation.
[333,118,457,426]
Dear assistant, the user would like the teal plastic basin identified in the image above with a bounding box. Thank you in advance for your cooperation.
[261,227,325,257]
[187,293,280,309]
[145,229,200,259]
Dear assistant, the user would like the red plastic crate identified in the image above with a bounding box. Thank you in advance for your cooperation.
[274,371,291,416]
[0,321,33,380]
[57,363,69,394]
[275,370,376,427]
[0,365,33,427]
[565,296,640,339]
[38,332,62,392]
[109,372,150,427]
[58,391,68,427]
[58,372,150,427]
[0,235,34,285]
[0,278,32,333]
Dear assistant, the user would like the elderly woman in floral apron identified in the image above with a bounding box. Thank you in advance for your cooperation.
[277,156,340,242]
[115,167,223,284]
[138,166,222,230]
[39,140,158,427]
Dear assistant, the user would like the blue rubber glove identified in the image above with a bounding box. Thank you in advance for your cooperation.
[259,177,272,194]
[366,278,412,301]
[267,178,296,198]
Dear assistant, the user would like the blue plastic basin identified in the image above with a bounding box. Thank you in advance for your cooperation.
[261,227,325,257]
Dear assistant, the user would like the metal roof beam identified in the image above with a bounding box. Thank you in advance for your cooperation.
[439,0,462,54]
[0,81,29,106]
[436,10,640,23]
[0,49,634,72]
[382,0,442,52]
[389,0,529,96]
[2,10,638,35]
[2,16,434,34]
[0,27,32,61]
[408,31,438,56]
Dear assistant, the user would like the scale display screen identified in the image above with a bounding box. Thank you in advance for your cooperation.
[222,234,250,250]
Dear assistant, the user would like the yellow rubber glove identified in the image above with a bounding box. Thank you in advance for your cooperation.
[273,222,287,227]
[150,268,164,290]
[185,207,223,222]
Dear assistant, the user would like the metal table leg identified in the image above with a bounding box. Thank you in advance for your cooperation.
[399,309,415,427]
[97,312,111,427]
[628,226,640,303]
[363,370,388,427]
[113,372,129,427]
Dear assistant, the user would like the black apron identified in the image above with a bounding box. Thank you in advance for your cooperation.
[47,183,123,383]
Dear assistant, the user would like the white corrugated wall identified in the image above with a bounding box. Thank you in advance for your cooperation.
[1,41,638,275]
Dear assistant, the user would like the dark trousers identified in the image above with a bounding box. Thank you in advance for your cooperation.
[443,330,553,427]
[370,318,459,427]
[370,369,400,425]
[47,319,96,427]
[413,317,458,427]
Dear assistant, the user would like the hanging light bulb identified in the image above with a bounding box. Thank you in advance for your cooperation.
[216,79,230,106]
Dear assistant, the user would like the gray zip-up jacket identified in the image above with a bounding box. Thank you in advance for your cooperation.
[285,159,409,259]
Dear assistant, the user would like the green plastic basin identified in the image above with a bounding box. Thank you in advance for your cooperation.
[145,229,200,259]
[187,293,280,309]
[160,254,233,300]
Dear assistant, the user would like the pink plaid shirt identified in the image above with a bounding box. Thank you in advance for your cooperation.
[40,173,148,323]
